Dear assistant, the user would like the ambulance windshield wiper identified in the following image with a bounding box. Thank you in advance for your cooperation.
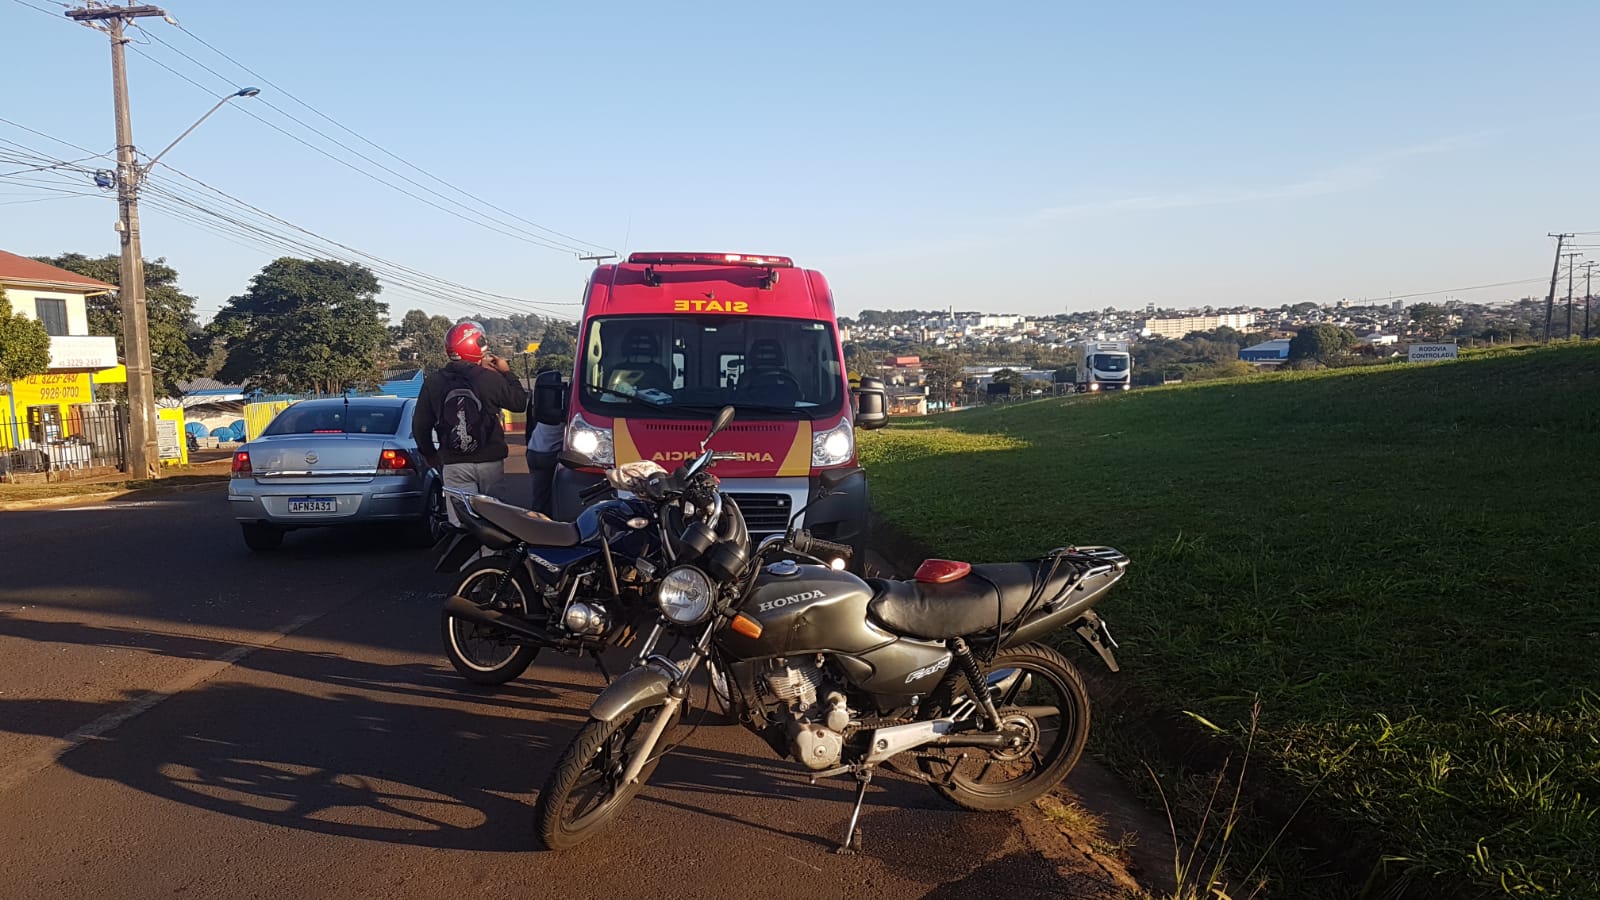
[726,402,810,418]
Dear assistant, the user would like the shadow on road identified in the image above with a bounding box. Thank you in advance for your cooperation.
[0,638,945,857]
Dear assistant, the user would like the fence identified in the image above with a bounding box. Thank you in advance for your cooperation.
[0,402,126,476]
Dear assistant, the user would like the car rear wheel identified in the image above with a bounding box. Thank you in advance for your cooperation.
[408,484,447,548]
[241,522,284,552]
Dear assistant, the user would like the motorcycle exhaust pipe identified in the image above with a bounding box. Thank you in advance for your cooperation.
[443,594,555,644]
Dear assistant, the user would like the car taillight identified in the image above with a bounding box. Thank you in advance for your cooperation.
[231,450,252,477]
[377,448,415,474]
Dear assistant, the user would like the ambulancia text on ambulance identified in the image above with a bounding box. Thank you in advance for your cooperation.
[538,252,886,561]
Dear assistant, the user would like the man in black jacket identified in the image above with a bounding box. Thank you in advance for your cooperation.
[412,321,528,522]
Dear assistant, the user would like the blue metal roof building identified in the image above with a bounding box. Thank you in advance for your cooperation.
[375,369,424,399]
[1240,339,1291,363]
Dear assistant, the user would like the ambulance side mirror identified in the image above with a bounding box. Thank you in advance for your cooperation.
[854,377,888,431]
[531,372,568,426]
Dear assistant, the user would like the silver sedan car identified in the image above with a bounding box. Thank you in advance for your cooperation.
[227,397,444,551]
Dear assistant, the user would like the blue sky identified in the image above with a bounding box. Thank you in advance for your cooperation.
[3,0,1598,322]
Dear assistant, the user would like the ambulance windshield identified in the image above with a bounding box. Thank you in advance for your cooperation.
[579,315,844,417]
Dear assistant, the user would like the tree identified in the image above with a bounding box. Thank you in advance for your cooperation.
[990,367,1020,385]
[392,308,453,372]
[921,351,964,410]
[532,320,577,377]
[213,258,390,394]
[34,253,202,396]
[1409,303,1448,340]
[1288,324,1357,364]
[0,287,52,383]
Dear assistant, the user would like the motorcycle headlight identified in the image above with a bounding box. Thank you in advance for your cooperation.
[567,414,614,465]
[811,418,853,467]
[657,566,715,625]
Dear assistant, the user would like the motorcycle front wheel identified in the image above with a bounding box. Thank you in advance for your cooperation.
[440,559,539,685]
[534,703,677,850]
[917,642,1091,811]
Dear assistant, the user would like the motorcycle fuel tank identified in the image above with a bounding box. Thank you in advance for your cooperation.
[720,562,952,703]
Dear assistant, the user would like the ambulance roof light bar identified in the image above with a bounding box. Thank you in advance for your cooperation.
[625,252,795,268]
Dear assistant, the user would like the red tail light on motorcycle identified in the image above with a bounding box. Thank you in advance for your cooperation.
[230,450,252,477]
[915,559,971,584]
[377,448,415,474]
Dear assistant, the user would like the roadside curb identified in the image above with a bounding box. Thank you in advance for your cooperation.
[0,478,227,511]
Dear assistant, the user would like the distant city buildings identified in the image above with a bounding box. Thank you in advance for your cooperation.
[842,296,1536,359]
[1142,313,1256,339]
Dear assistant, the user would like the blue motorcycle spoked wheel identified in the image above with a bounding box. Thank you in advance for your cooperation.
[917,642,1091,812]
[440,559,539,685]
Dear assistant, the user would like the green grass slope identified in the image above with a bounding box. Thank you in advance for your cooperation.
[860,344,1600,897]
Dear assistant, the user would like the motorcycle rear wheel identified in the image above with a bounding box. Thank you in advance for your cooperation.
[535,703,677,850]
[918,642,1090,811]
[440,559,539,685]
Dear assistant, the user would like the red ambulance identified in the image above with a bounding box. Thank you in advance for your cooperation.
[541,252,887,559]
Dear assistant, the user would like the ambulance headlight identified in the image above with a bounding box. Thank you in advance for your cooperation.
[812,419,854,467]
[567,414,614,465]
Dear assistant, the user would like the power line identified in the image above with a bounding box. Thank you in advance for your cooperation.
[1358,276,1550,304]
[0,115,104,156]
[124,44,593,257]
[128,23,609,257]
[5,0,62,20]
[143,164,579,314]
[0,192,102,206]
[0,123,574,322]
[160,20,614,257]
[139,181,572,320]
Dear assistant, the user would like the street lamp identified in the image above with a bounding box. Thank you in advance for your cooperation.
[142,87,260,176]
[113,85,259,479]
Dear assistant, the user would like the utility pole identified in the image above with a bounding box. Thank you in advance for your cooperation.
[1563,252,1580,340]
[1545,233,1571,344]
[578,253,618,266]
[68,3,168,479]
[1583,261,1595,341]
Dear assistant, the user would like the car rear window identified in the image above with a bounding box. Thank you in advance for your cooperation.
[262,404,403,436]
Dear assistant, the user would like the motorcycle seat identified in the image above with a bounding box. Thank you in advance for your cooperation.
[470,495,581,547]
[867,560,1076,640]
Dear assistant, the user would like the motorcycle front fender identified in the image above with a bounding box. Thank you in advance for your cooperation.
[591,664,673,724]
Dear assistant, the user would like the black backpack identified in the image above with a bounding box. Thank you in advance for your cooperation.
[438,370,491,455]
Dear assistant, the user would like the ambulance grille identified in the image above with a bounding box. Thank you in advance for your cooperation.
[728,493,792,533]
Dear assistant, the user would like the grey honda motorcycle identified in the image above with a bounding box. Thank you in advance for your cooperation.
[532,409,1127,852]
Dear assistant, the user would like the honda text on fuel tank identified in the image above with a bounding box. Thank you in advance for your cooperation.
[534,253,889,563]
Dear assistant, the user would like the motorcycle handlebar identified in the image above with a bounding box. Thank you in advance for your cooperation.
[790,530,853,562]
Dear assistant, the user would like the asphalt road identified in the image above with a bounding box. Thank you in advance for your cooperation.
[0,470,1143,900]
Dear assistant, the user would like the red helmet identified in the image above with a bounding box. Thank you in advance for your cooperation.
[445,321,487,363]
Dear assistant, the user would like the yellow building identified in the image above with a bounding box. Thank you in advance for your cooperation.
[1,250,123,473]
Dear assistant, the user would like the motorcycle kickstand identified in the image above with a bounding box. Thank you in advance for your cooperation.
[835,769,872,855]
[590,650,612,685]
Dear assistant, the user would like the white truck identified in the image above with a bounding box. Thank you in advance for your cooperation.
[1073,340,1132,393]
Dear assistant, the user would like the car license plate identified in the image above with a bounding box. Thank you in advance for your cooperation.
[288,497,336,513]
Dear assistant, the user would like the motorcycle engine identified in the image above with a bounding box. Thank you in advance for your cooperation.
[562,601,611,636]
[761,658,851,771]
